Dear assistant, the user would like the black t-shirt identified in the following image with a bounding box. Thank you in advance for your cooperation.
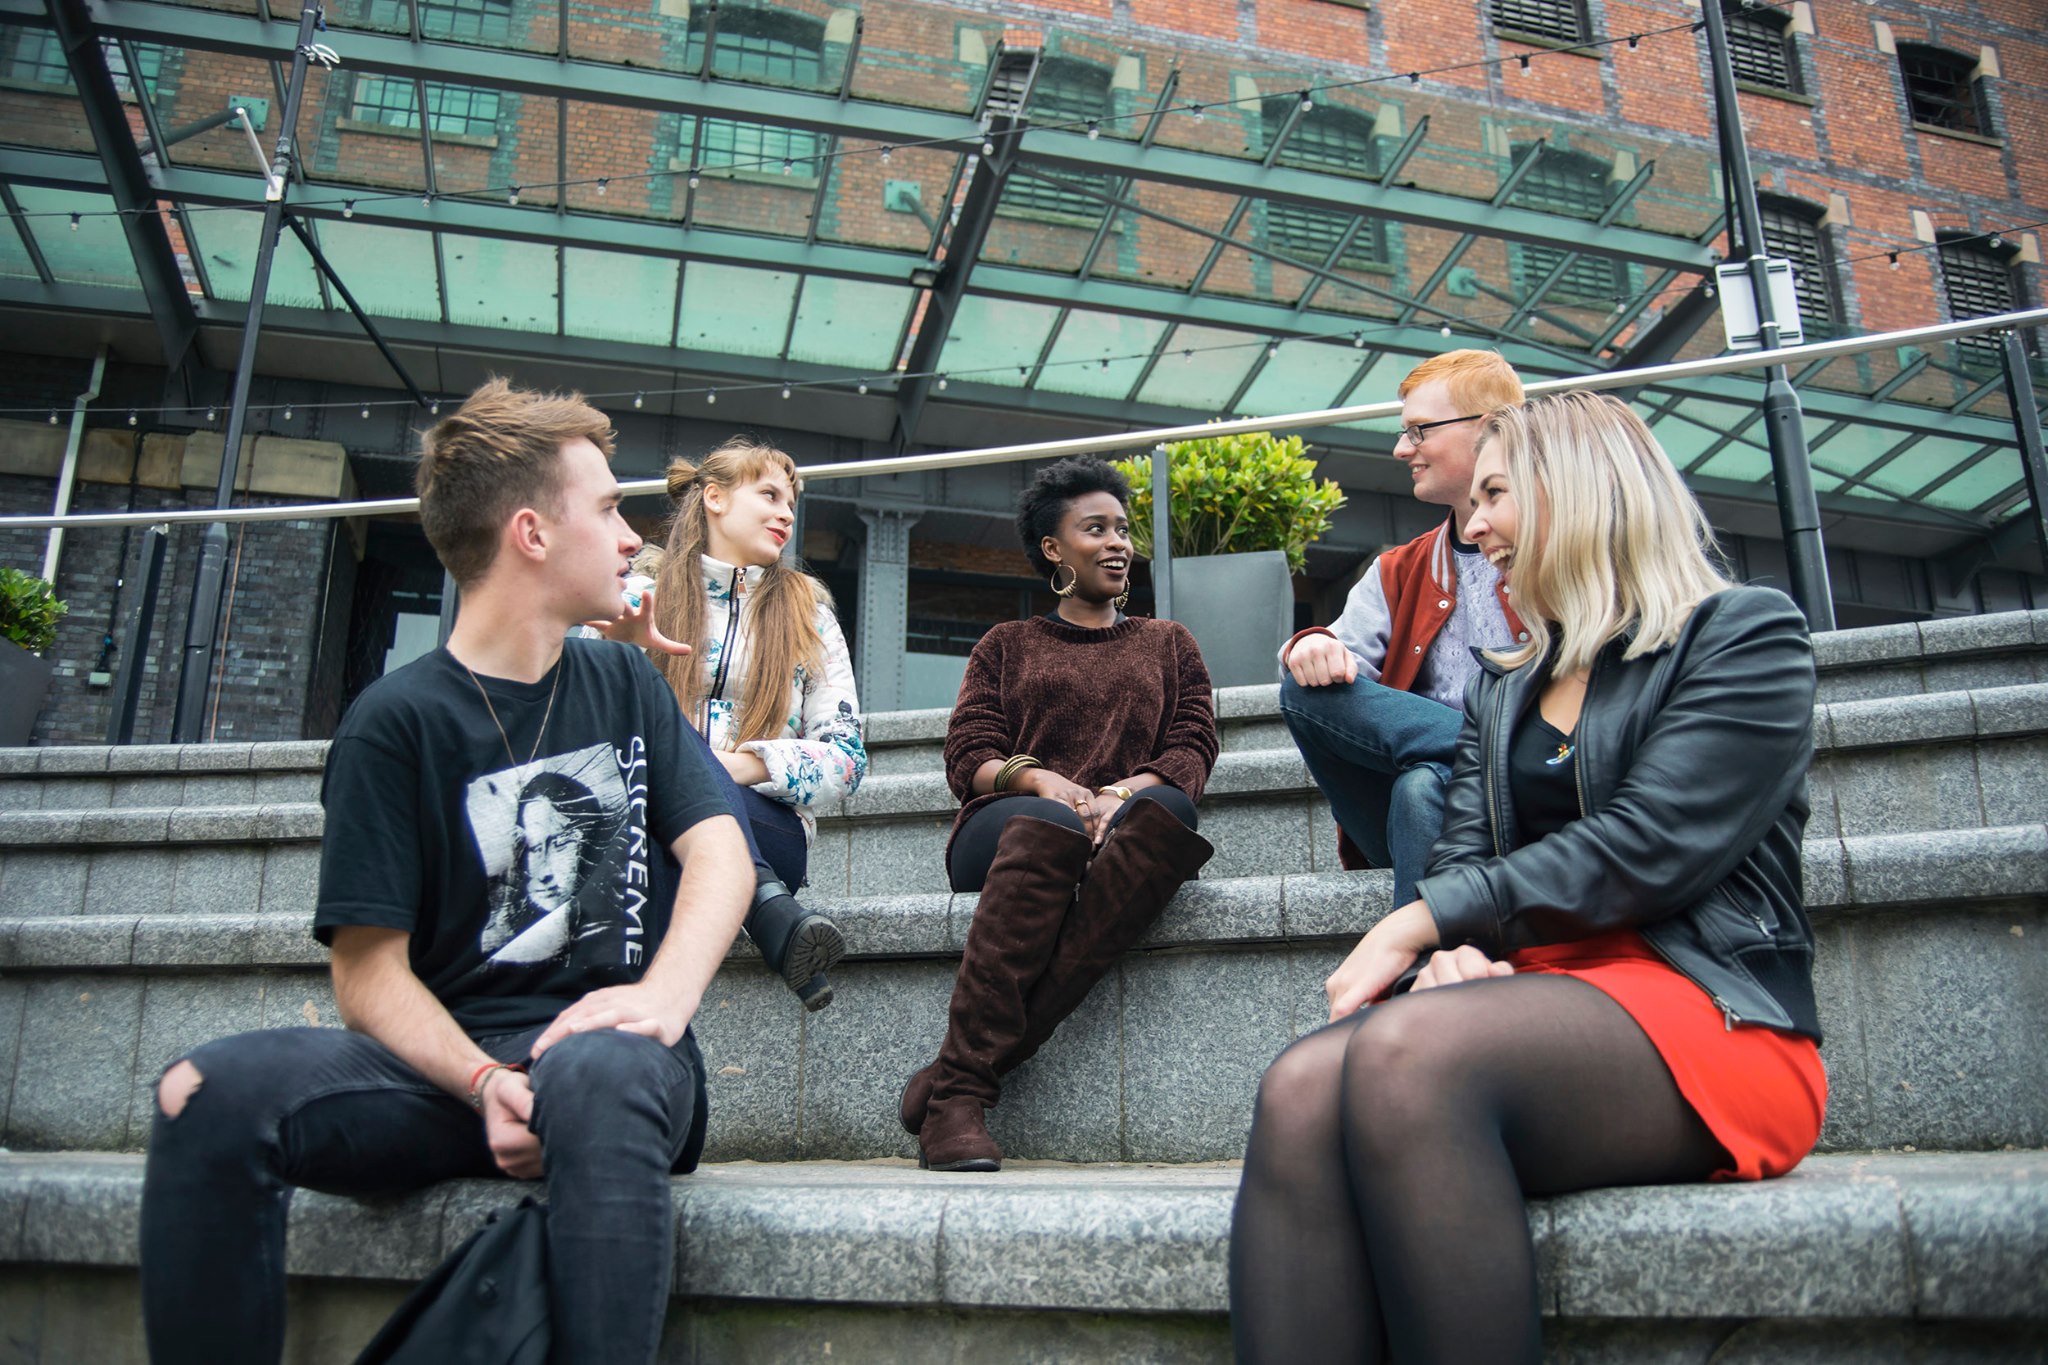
[314,638,732,1035]
[1510,710,1581,842]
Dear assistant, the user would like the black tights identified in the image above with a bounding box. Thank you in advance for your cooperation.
[1228,973,1727,1364]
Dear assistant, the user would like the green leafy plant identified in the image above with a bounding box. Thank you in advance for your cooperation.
[0,568,67,655]
[1114,432,1345,574]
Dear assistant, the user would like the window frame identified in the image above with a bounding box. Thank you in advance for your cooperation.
[349,75,504,138]
[1507,143,1629,306]
[1756,197,1840,337]
[1726,5,1802,95]
[1488,0,1590,46]
[1937,232,2020,367]
[1001,58,1116,224]
[1897,43,1993,139]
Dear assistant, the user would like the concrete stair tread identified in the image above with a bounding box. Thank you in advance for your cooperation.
[1,1149,2042,1321]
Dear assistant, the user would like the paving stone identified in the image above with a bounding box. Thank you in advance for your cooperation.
[992,979,1123,1163]
[1926,655,2043,694]
[1896,1150,2048,1319]
[176,774,256,806]
[131,912,256,968]
[289,1185,450,1281]
[1851,908,2048,1150]
[1282,942,1353,1043]
[1808,919,1870,1154]
[1212,683,1281,720]
[816,892,946,959]
[1542,1169,1909,1318]
[0,781,36,812]
[0,749,39,775]
[863,740,944,776]
[803,824,850,898]
[1198,797,1316,880]
[676,1165,943,1306]
[797,960,952,1161]
[6,980,145,1151]
[177,744,253,773]
[36,778,110,811]
[17,1156,145,1264]
[1802,836,1848,909]
[669,1298,1231,1365]
[863,708,949,745]
[843,817,954,897]
[1815,666,1926,704]
[0,810,85,846]
[1827,746,1984,837]
[1202,749,1310,797]
[83,848,176,918]
[125,974,271,1149]
[252,772,321,804]
[1801,760,1840,839]
[258,740,332,771]
[249,913,328,966]
[11,916,136,968]
[693,970,806,1164]
[170,846,265,917]
[259,843,322,915]
[1119,949,1292,1162]
[1222,716,1292,752]
[108,775,185,809]
[1969,683,2048,736]
[254,804,326,841]
[936,1168,1236,1313]
[0,850,90,916]
[1974,736,2048,829]
[262,975,343,1032]
[34,749,110,776]
[103,746,182,775]
[1826,690,1976,749]
[162,806,264,844]
[839,773,948,819]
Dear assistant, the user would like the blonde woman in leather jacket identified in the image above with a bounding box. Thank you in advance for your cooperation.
[1229,391,1825,1364]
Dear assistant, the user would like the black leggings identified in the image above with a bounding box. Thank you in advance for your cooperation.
[1228,972,1727,1364]
[946,787,1198,892]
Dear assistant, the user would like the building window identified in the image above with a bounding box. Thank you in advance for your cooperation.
[103,41,166,101]
[1490,0,1588,45]
[1757,199,1838,337]
[1260,98,1386,269]
[1898,44,1992,137]
[682,114,824,175]
[351,75,503,137]
[1509,144,1626,305]
[365,0,515,45]
[684,7,828,88]
[3,30,74,85]
[1002,60,1114,221]
[1938,233,2018,366]
[1726,6,1800,93]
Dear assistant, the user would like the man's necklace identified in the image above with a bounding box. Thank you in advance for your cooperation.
[461,657,562,768]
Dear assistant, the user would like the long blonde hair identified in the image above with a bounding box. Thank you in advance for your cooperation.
[645,439,825,745]
[1481,391,1732,676]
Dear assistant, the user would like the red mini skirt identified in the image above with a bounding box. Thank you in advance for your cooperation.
[1508,929,1827,1181]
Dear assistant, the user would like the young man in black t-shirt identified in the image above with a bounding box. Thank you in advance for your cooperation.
[138,380,757,1365]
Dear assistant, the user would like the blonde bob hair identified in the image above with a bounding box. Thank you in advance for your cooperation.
[642,439,826,746]
[1480,391,1732,677]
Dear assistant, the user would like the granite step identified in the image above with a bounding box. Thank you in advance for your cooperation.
[3,826,2042,1163]
[0,1150,2041,1363]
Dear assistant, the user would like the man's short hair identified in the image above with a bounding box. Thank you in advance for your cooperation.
[1398,349,1525,416]
[416,378,617,586]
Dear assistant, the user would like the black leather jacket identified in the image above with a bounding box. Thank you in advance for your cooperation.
[1415,586,1821,1039]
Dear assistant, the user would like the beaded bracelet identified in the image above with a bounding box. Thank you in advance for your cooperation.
[467,1061,525,1111]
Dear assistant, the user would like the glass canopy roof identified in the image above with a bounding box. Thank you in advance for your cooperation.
[0,0,2038,536]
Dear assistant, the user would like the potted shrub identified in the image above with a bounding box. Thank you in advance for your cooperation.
[1115,432,1344,687]
[0,567,67,746]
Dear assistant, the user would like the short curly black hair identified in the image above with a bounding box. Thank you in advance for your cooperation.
[1015,456,1134,576]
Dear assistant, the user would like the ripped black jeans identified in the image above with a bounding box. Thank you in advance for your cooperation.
[139,1022,704,1365]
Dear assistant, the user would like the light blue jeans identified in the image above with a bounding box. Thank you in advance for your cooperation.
[1278,675,1464,907]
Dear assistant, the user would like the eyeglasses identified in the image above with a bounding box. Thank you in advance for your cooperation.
[1397,413,1484,447]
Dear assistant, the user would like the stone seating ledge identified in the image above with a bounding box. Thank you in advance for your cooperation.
[1,824,2042,973]
[0,1151,2042,1324]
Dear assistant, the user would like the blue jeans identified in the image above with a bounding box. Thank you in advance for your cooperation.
[140,1022,705,1365]
[736,785,809,889]
[1278,675,1464,907]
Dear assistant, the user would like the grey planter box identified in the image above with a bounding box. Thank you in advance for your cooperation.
[1170,550,1293,689]
[0,638,53,746]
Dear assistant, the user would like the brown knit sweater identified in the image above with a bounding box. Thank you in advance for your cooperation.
[944,614,1218,847]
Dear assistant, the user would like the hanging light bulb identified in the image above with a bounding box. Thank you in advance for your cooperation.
[1627,33,1641,48]
[1183,349,1194,363]
[1299,91,1314,112]
[283,404,293,420]
[857,380,869,395]
[361,405,370,419]
[48,410,58,425]
[343,201,355,219]
[70,213,81,231]
[1888,252,1900,270]
[430,399,441,415]
[633,391,644,409]
[1518,54,1531,70]
[781,385,792,399]
[982,140,995,156]
[880,145,893,163]
[596,177,609,196]
[207,406,218,421]
[1408,71,1421,84]
[508,186,521,206]
[1100,357,1111,370]
[687,168,702,189]
[1990,235,2004,249]
[1439,323,1452,337]
[1086,120,1101,140]
[421,192,433,207]
[127,410,138,426]
[1267,340,1281,359]
[1352,331,1365,348]
[1189,103,1205,122]
[706,390,717,404]
[936,375,948,390]
[782,157,795,176]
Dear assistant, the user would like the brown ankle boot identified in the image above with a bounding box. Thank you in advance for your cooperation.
[912,814,1093,1165]
[918,1095,1002,1171]
[1009,797,1214,1073]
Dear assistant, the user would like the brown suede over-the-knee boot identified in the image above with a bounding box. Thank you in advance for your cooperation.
[917,814,1094,1172]
[902,798,1213,1141]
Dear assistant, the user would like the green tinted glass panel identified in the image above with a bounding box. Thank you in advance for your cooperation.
[938,296,1062,383]
[7,189,139,289]
[1035,311,1166,399]
[1235,340,1369,417]
[0,210,35,283]
[787,278,915,369]
[1691,443,1773,484]
[186,205,322,305]
[1806,422,1908,478]
[1135,326,1261,410]
[307,219,440,321]
[1855,436,1944,498]
[442,234,557,332]
[1908,439,2012,509]
[1652,397,1758,468]
[564,247,678,346]
[677,262,797,357]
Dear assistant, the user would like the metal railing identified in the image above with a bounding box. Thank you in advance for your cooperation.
[4,307,2043,533]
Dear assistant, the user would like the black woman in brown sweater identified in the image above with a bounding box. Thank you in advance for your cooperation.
[900,456,1220,1171]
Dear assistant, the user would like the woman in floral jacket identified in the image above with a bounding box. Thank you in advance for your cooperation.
[641,438,866,1008]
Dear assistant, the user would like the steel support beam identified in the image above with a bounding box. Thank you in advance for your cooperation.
[42,0,199,397]
[27,0,1715,272]
[2000,330,2048,571]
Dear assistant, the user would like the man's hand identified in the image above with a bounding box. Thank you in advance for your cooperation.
[1286,633,1359,688]
[531,982,689,1059]
[586,586,692,658]
[1411,944,1514,992]
[481,1069,542,1179]
[1325,899,1441,1020]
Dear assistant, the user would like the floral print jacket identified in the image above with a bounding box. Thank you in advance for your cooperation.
[693,554,867,846]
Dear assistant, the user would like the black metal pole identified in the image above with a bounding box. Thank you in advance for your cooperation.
[173,4,324,741]
[1699,0,1835,630]
[2001,332,2048,570]
[108,523,168,745]
[1151,442,1172,621]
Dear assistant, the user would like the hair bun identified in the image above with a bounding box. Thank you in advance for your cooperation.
[664,459,700,501]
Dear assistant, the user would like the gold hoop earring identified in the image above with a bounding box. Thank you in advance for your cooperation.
[1049,563,1078,598]
[1113,588,1130,612]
